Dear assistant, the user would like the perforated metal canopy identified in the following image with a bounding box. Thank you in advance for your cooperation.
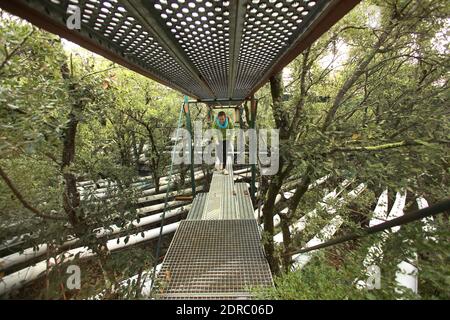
[1,0,360,102]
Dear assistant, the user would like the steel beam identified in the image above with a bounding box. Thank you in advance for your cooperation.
[187,98,249,106]
[249,96,257,203]
[228,0,248,99]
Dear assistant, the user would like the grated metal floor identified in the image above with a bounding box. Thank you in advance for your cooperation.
[234,183,255,220]
[186,193,208,220]
[155,164,273,299]
[154,220,273,299]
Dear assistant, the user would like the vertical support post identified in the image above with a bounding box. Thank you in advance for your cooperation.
[207,105,214,122]
[183,96,196,196]
[250,96,257,203]
[234,107,240,125]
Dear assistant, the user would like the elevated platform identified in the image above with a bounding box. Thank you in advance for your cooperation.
[0,1,361,101]
[155,163,273,299]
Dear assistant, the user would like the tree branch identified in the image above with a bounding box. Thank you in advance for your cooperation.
[80,66,118,80]
[330,139,444,154]
[0,29,35,72]
[321,13,398,131]
[0,166,66,221]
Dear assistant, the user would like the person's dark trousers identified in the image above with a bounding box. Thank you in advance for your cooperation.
[222,140,227,169]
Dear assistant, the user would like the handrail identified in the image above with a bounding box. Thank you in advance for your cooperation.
[149,101,185,295]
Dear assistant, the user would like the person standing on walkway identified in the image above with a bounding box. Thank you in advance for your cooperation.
[212,111,234,175]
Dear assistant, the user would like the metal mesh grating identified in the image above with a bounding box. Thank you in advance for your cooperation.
[150,0,230,98]
[222,163,238,219]
[15,0,209,97]
[235,183,255,220]
[1,0,355,101]
[234,0,329,98]
[202,169,242,220]
[202,173,224,219]
[154,219,273,299]
[186,192,208,220]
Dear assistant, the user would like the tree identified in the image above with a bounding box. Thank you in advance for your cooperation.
[257,0,449,276]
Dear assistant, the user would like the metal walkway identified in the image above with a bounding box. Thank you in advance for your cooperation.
[154,163,273,299]
[0,0,363,299]
[0,0,361,102]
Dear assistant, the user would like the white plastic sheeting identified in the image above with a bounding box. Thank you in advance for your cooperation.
[256,175,334,224]
[289,183,367,269]
[0,204,190,271]
[89,264,163,299]
[355,190,416,291]
[0,222,179,296]
[394,197,433,295]
[273,179,355,243]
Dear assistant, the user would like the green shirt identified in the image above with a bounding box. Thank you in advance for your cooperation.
[212,117,234,141]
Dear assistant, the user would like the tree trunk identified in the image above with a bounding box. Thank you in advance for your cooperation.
[153,171,160,193]
[262,178,283,275]
[260,72,301,275]
[60,62,84,232]
[279,216,292,272]
[279,168,313,270]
